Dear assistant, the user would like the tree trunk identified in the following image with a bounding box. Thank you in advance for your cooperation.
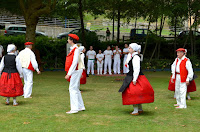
[25,22,37,43]
[79,0,86,47]
[174,16,177,58]
[112,10,115,41]
[157,16,165,59]
[135,14,137,29]
[142,19,151,58]
[117,6,120,44]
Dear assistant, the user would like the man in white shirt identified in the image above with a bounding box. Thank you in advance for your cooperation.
[86,46,96,75]
[171,48,194,109]
[123,44,129,74]
[113,46,121,74]
[103,46,113,75]
[96,50,104,75]
[65,34,85,114]
[18,42,41,98]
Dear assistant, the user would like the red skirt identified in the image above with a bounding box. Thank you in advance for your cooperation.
[0,72,23,97]
[67,70,87,84]
[122,75,154,105]
[168,77,196,92]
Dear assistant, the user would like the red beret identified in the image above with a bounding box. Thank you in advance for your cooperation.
[68,34,79,41]
[176,48,185,52]
[25,42,34,45]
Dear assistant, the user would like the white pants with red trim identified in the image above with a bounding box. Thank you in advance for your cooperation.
[87,60,95,74]
[113,58,121,74]
[69,69,85,111]
[23,68,33,98]
[175,74,187,108]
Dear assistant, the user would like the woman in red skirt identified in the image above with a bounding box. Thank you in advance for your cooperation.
[119,43,154,115]
[0,44,23,106]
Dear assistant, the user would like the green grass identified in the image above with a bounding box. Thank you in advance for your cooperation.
[0,71,200,132]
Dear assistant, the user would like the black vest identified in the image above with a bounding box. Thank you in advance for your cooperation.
[3,54,18,73]
[127,54,143,76]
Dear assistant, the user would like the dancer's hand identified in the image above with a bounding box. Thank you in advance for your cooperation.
[37,71,41,74]
[171,78,174,83]
[65,75,70,80]
[186,81,190,86]
[133,81,137,85]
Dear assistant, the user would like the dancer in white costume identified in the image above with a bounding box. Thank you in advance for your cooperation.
[18,42,41,98]
[65,34,85,114]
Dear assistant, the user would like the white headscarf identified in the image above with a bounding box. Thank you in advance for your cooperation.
[78,46,85,52]
[137,45,141,53]
[129,43,139,51]
[7,44,16,53]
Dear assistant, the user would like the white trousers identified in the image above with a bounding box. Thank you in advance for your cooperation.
[104,59,112,74]
[97,61,103,75]
[123,56,129,73]
[113,58,121,74]
[87,60,95,74]
[23,68,33,98]
[69,69,85,111]
[175,74,187,108]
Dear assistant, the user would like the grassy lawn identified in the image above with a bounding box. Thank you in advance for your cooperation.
[0,71,200,132]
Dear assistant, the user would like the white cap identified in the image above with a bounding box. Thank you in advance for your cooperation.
[129,43,138,51]
[78,46,85,52]
[7,44,16,53]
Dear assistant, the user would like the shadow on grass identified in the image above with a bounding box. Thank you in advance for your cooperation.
[189,96,200,100]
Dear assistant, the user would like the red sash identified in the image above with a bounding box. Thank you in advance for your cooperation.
[65,47,78,74]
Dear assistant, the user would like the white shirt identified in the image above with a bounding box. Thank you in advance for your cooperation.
[67,44,79,76]
[0,53,23,77]
[113,49,121,60]
[126,52,140,82]
[171,55,194,81]
[96,54,104,61]
[123,48,129,58]
[103,50,113,60]
[0,45,4,58]
[18,48,39,72]
[80,52,85,69]
[86,50,96,59]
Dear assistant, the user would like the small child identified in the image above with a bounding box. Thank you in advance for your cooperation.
[96,50,104,75]
[0,44,23,106]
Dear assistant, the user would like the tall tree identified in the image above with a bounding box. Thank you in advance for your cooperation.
[0,0,56,43]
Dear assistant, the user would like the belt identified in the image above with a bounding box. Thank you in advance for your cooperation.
[176,72,180,74]
[89,59,95,60]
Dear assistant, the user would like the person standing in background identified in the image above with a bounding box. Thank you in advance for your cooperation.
[96,50,104,75]
[123,44,129,74]
[113,46,121,74]
[103,46,113,75]
[86,46,96,75]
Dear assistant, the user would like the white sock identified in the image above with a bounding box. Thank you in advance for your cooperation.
[132,105,139,113]
[13,97,17,104]
[6,97,10,103]
[187,93,191,99]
